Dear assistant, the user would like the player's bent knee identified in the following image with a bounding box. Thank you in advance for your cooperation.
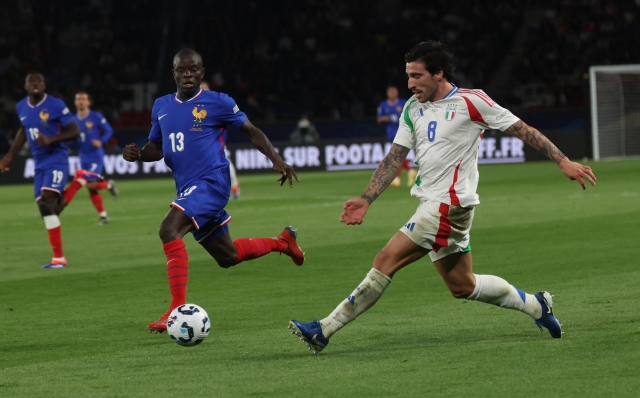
[158,224,181,244]
[448,286,474,299]
[214,255,236,269]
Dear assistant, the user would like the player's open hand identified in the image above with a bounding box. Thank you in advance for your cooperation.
[558,159,596,190]
[35,133,52,146]
[340,197,370,225]
[123,143,142,161]
[273,161,300,187]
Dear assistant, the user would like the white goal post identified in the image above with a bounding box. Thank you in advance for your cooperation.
[590,64,640,160]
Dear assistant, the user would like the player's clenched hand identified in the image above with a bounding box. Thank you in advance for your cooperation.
[558,159,596,190]
[0,157,10,172]
[35,133,52,146]
[273,161,300,187]
[123,143,141,161]
[340,197,369,225]
[92,139,102,148]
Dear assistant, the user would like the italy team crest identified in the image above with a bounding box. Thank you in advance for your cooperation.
[85,121,93,131]
[445,104,456,121]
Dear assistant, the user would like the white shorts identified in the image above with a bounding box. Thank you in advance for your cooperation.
[399,201,474,262]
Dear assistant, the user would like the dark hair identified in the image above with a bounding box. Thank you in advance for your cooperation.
[25,72,45,82]
[76,90,92,100]
[173,48,203,68]
[404,41,456,82]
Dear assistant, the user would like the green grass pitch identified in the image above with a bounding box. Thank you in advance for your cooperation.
[1,159,639,397]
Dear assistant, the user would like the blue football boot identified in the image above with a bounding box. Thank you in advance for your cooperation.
[42,258,67,269]
[534,291,563,338]
[288,319,329,354]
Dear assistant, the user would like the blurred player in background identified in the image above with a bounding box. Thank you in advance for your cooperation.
[289,41,597,353]
[377,86,416,187]
[200,80,240,199]
[72,91,118,225]
[124,49,304,332]
[0,73,82,269]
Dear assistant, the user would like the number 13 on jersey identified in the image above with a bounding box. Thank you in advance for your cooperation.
[169,132,185,152]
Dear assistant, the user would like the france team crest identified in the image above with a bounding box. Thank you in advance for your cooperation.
[445,104,456,121]
[192,106,207,123]
[39,110,49,125]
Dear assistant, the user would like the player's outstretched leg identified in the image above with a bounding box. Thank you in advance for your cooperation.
[231,226,304,266]
[148,238,189,333]
[87,189,109,224]
[62,169,107,206]
[289,268,391,353]
[41,214,67,269]
[465,274,562,338]
[38,191,67,269]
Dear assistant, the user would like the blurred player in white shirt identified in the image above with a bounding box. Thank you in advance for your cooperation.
[289,40,597,353]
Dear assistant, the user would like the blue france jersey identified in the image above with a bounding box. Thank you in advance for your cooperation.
[377,98,407,141]
[16,94,75,164]
[74,111,113,159]
[148,89,247,192]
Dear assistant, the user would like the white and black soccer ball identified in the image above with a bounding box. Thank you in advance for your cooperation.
[167,304,211,347]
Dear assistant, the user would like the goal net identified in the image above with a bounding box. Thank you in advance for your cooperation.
[590,65,640,160]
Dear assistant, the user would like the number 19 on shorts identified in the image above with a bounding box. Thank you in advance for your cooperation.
[169,132,185,152]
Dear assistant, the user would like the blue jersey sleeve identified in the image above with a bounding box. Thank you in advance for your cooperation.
[218,93,247,129]
[376,101,384,118]
[54,98,76,126]
[148,99,162,143]
[95,112,113,143]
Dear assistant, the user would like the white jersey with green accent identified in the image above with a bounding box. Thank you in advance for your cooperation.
[393,85,520,207]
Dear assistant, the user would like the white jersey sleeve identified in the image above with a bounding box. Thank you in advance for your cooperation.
[457,89,519,131]
[392,98,417,149]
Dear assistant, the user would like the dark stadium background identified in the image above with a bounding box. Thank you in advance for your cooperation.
[1,0,637,156]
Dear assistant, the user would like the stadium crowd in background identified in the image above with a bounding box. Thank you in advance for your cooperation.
[0,0,639,144]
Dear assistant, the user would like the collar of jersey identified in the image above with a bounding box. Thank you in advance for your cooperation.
[442,84,458,100]
[76,110,91,120]
[27,93,48,108]
[174,89,203,104]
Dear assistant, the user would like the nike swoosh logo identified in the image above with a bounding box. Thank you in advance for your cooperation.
[20,116,26,121]
[159,114,168,120]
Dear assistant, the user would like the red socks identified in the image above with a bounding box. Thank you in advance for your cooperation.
[233,238,286,264]
[43,215,63,258]
[47,226,63,258]
[164,239,189,312]
[90,192,105,213]
[62,180,83,204]
[95,181,109,190]
[402,159,411,171]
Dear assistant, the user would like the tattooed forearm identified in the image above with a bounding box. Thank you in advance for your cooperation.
[360,143,410,204]
[505,120,567,164]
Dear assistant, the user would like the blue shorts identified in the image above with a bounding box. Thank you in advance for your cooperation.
[81,158,103,174]
[170,170,232,243]
[34,160,69,200]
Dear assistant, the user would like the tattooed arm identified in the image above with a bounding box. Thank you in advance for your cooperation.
[340,143,410,225]
[504,120,597,189]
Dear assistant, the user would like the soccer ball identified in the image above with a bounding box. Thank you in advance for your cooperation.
[167,304,211,347]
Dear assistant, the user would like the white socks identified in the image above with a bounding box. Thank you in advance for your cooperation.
[99,211,108,217]
[320,268,391,338]
[467,274,542,319]
[43,215,61,230]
